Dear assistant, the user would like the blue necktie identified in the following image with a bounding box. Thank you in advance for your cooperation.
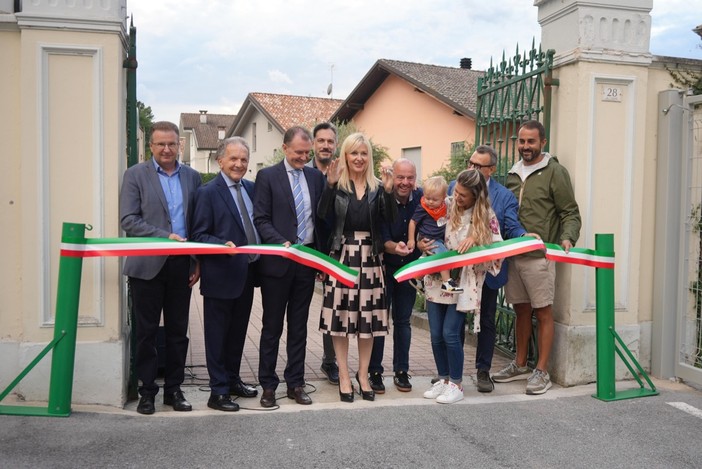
[292,170,306,244]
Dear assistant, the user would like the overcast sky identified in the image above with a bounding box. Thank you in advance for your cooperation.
[127,0,702,124]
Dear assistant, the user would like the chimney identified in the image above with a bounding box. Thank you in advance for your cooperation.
[218,126,225,140]
[199,110,207,124]
[460,58,472,70]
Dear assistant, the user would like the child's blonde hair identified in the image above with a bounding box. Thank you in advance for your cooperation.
[422,176,448,197]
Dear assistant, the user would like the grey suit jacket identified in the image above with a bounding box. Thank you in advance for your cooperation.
[119,160,202,280]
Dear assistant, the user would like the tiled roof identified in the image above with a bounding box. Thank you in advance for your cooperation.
[249,93,343,131]
[332,59,484,122]
[180,112,236,150]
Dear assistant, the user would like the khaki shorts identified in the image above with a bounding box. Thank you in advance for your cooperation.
[505,255,555,309]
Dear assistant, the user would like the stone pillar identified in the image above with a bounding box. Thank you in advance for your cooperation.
[533,0,654,385]
[0,1,128,406]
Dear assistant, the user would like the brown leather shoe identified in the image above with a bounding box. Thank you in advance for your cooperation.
[260,388,276,408]
[287,386,312,405]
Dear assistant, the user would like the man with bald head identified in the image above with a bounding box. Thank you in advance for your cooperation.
[368,158,421,393]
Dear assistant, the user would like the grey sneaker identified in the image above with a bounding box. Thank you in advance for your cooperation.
[491,361,532,383]
[526,369,552,395]
[476,370,494,393]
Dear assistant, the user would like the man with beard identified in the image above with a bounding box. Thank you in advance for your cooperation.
[307,122,340,385]
[491,120,581,395]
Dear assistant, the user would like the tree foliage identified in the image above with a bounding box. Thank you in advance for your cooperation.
[137,101,155,160]
[667,32,702,95]
[429,142,475,184]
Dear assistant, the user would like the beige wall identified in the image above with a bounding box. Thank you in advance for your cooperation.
[0,8,127,405]
[351,75,475,181]
[0,27,22,340]
[241,112,284,180]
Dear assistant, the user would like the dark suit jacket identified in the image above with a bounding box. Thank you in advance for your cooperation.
[119,160,201,280]
[190,174,256,299]
[253,161,325,278]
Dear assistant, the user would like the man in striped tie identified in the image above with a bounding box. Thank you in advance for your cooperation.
[253,126,325,408]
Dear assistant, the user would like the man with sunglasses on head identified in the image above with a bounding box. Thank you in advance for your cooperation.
[120,121,202,414]
[446,145,529,393]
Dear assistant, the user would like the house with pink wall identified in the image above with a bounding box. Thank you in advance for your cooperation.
[331,59,483,181]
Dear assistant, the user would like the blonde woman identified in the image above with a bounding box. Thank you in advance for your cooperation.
[421,169,502,404]
[317,132,396,402]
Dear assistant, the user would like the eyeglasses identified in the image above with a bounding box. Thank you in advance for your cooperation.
[152,142,179,150]
[468,160,494,169]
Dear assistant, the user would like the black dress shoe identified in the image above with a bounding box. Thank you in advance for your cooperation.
[260,388,276,408]
[339,386,354,403]
[208,394,239,412]
[355,372,375,401]
[136,395,155,415]
[287,386,312,405]
[230,381,258,398]
[320,362,340,385]
[163,390,192,412]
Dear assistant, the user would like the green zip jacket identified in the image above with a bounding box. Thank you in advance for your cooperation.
[506,154,581,250]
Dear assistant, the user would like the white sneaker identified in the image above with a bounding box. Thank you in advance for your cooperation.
[423,380,447,399]
[436,381,464,404]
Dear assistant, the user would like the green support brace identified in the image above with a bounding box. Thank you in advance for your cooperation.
[0,223,86,417]
[593,233,658,401]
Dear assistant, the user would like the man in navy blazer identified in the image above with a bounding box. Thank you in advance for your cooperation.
[190,137,260,412]
[253,126,325,407]
[447,145,528,392]
[120,121,201,415]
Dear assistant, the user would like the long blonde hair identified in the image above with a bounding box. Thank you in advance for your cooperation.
[450,169,492,246]
[336,132,379,193]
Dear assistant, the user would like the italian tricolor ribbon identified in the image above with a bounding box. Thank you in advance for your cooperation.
[393,237,614,283]
[60,238,358,287]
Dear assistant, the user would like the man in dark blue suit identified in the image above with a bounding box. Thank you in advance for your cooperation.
[191,137,260,411]
[253,126,325,407]
[447,145,528,392]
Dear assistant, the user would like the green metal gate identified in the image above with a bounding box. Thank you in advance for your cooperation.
[475,41,558,182]
[473,40,558,366]
[123,18,139,399]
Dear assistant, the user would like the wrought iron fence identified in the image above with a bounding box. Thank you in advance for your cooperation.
[473,40,557,368]
[475,39,558,183]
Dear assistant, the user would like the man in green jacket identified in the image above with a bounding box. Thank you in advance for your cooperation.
[492,120,581,395]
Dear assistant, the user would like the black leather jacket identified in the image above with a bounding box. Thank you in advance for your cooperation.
[317,182,397,256]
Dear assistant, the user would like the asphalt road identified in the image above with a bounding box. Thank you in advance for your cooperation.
[2,379,702,468]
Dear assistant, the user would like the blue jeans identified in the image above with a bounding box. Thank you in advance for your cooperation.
[427,301,465,382]
[370,268,416,374]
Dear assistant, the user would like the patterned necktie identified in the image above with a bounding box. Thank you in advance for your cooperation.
[233,182,257,262]
[292,170,306,244]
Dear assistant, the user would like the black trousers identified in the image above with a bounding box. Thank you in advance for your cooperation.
[130,256,191,397]
[203,266,256,395]
[257,262,316,390]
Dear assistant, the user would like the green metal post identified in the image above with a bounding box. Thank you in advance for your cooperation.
[124,17,138,168]
[594,233,616,400]
[593,233,658,401]
[47,223,87,416]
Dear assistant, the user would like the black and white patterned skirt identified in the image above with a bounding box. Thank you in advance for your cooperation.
[319,231,389,338]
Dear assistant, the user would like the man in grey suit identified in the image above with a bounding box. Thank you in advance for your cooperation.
[119,121,202,415]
